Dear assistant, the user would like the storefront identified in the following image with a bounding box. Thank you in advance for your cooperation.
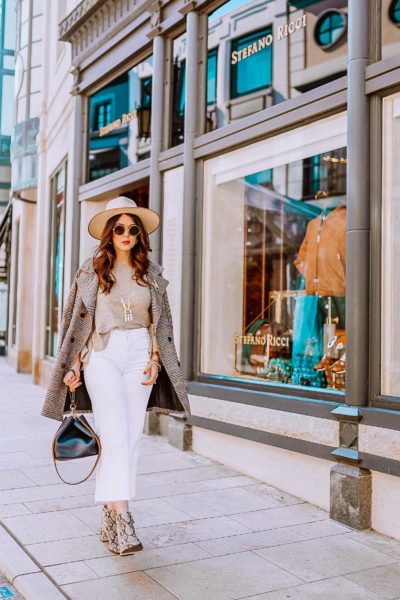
[54,0,400,539]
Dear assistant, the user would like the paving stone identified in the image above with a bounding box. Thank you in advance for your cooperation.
[0,503,32,517]
[195,519,351,557]
[345,529,400,560]
[26,535,117,565]
[134,480,213,500]
[46,561,99,585]
[137,452,202,474]
[22,462,96,486]
[86,542,210,576]
[141,515,251,547]
[230,502,327,531]
[0,469,37,490]
[0,479,95,504]
[13,572,66,600]
[254,534,397,582]
[345,563,400,599]
[242,575,383,599]
[145,550,301,599]
[24,493,96,514]
[62,571,177,599]
[201,475,258,489]
[164,486,278,519]
[2,510,94,544]
[242,483,305,507]
[0,524,39,581]
[137,464,240,487]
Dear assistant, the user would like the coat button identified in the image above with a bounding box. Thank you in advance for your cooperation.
[80,312,86,318]
[177,360,180,366]
[168,336,172,342]
[61,363,66,369]
[70,337,75,343]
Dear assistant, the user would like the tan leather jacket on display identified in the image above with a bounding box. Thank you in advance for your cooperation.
[294,205,346,296]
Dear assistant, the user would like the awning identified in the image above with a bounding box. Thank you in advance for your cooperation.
[0,201,12,248]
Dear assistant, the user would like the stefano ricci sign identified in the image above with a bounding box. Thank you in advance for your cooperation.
[231,14,307,64]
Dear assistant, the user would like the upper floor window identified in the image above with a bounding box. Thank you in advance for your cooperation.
[389,0,400,24]
[230,27,273,99]
[171,32,186,148]
[314,10,347,49]
[93,101,112,131]
[207,48,218,105]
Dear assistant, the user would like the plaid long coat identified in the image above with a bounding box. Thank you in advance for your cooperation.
[41,257,190,421]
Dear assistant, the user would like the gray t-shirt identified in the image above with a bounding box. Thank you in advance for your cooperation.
[81,263,151,367]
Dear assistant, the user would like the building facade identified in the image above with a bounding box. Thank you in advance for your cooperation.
[6,0,400,539]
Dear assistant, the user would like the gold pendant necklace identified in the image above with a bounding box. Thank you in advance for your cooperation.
[120,268,134,323]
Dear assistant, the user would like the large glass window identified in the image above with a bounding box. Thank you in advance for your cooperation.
[201,114,347,393]
[205,0,348,131]
[382,92,400,396]
[87,55,153,182]
[171,32,186,147]
[46,164,66,357]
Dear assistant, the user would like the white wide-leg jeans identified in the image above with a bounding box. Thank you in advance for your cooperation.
[84,327,153,503]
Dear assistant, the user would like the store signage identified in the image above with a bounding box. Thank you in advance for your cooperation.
[99,108,137,137]
[231,14,307,64]
[234,333,291,347]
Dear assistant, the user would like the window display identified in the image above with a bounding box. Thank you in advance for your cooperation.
[201,115,347,392]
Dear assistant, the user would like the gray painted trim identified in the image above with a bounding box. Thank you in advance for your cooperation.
[149,35,165,263]
[194,76,347,152]
[194,93,347,160]
[366,54,400,82]
[369,95,383,403]
[189,415,400,479]
[188,380,341,419]
[180,10,199,380]
[189,415,337,461]
[159,144,184,171]
[345,0,371,407]
[78,160,151,202]
[359,452,400,477]
[366,68,400,96]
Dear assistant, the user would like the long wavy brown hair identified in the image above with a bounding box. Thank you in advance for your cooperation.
[93,213,151,294]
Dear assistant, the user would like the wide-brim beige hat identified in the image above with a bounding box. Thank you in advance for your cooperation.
[88,196,160,240]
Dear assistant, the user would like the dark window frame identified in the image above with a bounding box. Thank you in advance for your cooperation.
[314,9,348,50]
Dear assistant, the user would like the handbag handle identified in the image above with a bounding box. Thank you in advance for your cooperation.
[51,393,102,485]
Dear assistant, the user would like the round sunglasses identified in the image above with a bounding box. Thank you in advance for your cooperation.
[113,224,140,236]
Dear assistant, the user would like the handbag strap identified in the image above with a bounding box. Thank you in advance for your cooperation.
[51,414,102,486]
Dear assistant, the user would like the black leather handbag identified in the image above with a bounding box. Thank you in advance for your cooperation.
[52,390,101,485]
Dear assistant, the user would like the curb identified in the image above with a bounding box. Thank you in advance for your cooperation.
[0,522,68,600]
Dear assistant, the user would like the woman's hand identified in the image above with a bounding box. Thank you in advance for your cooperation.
[141,358,160,386]
[63,357,82,392]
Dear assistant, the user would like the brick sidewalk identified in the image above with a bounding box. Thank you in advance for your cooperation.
[1,357,400,599]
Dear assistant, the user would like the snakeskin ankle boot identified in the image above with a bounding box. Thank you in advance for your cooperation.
[100,504,119,554]
[115,511,143,556]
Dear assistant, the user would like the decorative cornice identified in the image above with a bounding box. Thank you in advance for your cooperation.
[58,0,104,41]
[147,0,163,38]
[179,0,197,16]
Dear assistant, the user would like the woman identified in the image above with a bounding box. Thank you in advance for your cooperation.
[41,196,190,556]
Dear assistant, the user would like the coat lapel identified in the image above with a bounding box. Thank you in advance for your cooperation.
[76,258,168,326]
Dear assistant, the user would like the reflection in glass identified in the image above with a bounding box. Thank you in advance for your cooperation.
[171,32,186,147]
[206,0,348,131]
[202,145,347,392]
[87,56,153,182]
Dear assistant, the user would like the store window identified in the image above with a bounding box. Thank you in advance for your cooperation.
[46,164,66,357]
[207,49,218,106]
[87,55,153,182]
[171,32,186,147]
[201,114,347,393]
[205,0,348,132]
[382,92,400,397]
